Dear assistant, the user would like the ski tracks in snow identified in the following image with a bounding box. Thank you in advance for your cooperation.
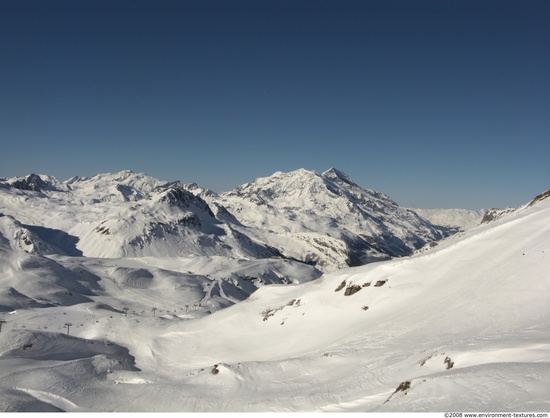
[13,387,80,412]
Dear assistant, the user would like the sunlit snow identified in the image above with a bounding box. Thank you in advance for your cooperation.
[0,171,548,412]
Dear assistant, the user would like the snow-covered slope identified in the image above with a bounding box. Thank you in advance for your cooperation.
[216,168,451,271]
[137,191,549,411]
[1,181,547,411]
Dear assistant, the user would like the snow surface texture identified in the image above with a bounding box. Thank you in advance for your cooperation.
[0,171,548,411]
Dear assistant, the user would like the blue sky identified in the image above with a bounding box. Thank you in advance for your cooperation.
[1,0,548,209]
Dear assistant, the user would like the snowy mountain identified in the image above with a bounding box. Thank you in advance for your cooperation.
[0,170,324,317]
[0,179,548,411]
[0,171,282,260]
[0,169,451,272]
[215,168,452,271]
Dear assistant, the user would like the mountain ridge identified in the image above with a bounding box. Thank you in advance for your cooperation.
[1,168,454,272]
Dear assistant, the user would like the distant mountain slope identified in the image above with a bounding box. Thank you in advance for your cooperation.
[215,168,452,271]
[412,208,486,230]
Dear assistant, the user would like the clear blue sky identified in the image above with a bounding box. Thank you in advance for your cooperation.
[1,0,548,209]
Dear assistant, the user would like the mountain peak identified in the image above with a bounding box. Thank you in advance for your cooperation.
[268,168,318,181]
[322,168,356,186]
[9,173,60,192]
[63,171,166,200]
[218,168,451,270]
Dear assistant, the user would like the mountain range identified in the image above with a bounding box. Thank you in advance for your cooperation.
[0,168,458,272]
[1,168,547,412]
